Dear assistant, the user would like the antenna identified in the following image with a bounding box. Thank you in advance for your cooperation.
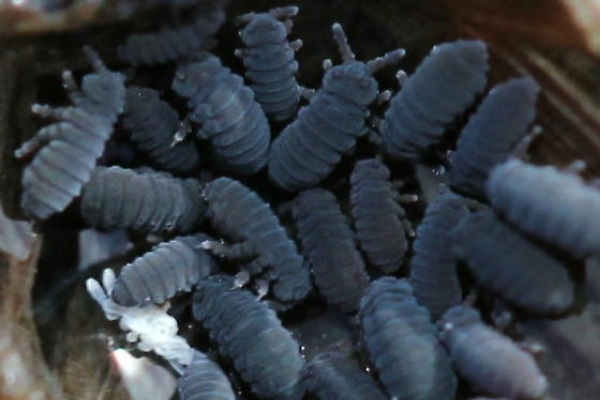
[367,49,406,73]
[331,23,355,62]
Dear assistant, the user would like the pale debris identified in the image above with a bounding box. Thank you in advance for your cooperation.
[110,348,178,400]
[86,268,193,366]
[0,202,36,260]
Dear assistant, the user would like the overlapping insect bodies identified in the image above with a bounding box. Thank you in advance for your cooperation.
[15,47,125,220]
[235,6,302,121]
[409,188,469,320]
[486,158,600,259]
[80,166,205,235]
[350,158,410,273]
[122,87,200,175]
[192,276,306,400]
[307,350,388,400]
[178,349,235,400]
[359,277,457,400]
[439,305,549,399]
[450,77,540,197]
[172,53,271,175]
[377,40,489,161]
[453,209,575,315]
[268,23,405,191]
[293,188,370,312]
[111,234,216,307]
[117,4,226,66]
[87,269,193,366]
[201,177,311,302]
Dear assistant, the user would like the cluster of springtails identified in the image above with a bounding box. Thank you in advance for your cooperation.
[15,1,598,399]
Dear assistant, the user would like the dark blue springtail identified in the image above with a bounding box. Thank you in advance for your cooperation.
[359,277,457,400]
[172,53,271,175]
[453,209,575,315]
[450,77,539,197]
[377,40,489,161]
[15,47,125,220]
[111,234,216,306]
[118,4,225,66]
[122,86,200,175]
[350,158,410,273]
[201,177,311,302]
[80,166,205,235]
[486,158,600,259]
[193,275,306,400]
[409,187,469,320]
[235,6,302,121]
[293,188,369,312]
[439,305,549,399]
[178,349,235,400]
[268,23,405,191]
[307,350,387,400]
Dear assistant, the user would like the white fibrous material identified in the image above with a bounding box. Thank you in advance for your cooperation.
[86,269,193,366]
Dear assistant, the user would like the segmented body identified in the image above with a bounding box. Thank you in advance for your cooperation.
[80,166,205,235]
[112,234,216,306]
[453,209,575,315]
[15,48,125,220]
[118,5,225,66]
[236,6,301,121]
[268,23,405,191]
[122,87,200,175]
[409,189,469,320]
[307,351,387,400]
[378,40,489,161]
[178,349,235,400]
[439,305,549,399]
[202,177,311,302]
[172,53,270,174]
[359,277,457,400]
[192,276,306,400]
[293,188,369,312]
[450,77,539,197]
[350,158,408,273]
[486,158,600,259]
